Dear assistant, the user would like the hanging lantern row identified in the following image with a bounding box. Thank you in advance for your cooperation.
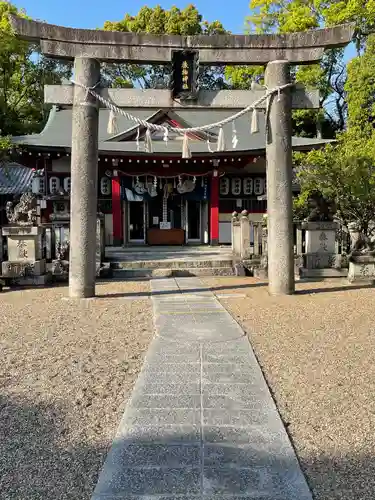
[100,157,250,164]
[31,175,113,196]
[17,150,260,165]
[220,176,266,196]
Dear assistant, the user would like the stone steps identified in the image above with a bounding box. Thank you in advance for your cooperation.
[110,259,233,270]
[111,267,235,279]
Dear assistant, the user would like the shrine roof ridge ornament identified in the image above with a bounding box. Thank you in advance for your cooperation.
[9,16,354,64]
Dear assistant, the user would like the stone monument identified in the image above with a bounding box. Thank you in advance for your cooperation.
[298,194,345,278]
[10,16,354,296]
[347,229,375,283]
[2,192,48,285]
[299,221,341,277]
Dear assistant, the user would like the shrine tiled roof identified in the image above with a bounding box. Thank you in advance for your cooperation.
[0,163,33,195]
[12,106,334,155]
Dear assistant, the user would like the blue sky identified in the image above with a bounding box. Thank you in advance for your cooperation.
[13,0,250,33]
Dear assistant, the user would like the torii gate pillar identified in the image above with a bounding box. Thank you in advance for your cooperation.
[69,57,100,298]
[265,60,294,295]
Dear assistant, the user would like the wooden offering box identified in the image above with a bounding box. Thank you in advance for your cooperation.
[147,228,185,246]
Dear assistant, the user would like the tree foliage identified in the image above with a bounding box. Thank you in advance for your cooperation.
[294,35,375,235]
[102,5,228,90]
[0,2,71,145]
[0,2,71,157]
[225,0,375,136]
[294,146,375,237]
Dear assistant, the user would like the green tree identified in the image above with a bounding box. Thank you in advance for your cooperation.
[225,0,375,136]
[101,5,228,90]
[0,2,71,158]
[294,35,375,238]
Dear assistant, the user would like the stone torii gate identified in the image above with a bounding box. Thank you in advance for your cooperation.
[10,16,353,298]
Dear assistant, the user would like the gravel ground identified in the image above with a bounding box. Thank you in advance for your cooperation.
[202,277,375,500]
[0,280,153,500]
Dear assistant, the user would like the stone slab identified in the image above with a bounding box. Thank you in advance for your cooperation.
[348,260,375,283]
[11,16,354,64]
[45,86,320,109]
[203,408,278,427]
[5,274,51,286]
[130,394,201,410]
[112,267,236,279]
[305,230,336,256]
[2,259,46,278]
[93,466,201,496]
[124,408,201,426]
[303,252,337,269]
[104,442,201,468]
[92,496,287,500]
[91,277,312,500]
[204,443,291,468]
[2,226,43,236]
[142,362,201,374]
[117,424,201,444]
[6,232,43,262]
[299,267,348,278]
[203,425,286,445]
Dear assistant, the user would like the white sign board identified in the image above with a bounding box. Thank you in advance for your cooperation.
[160,222,171,230]
[153,216,159,225]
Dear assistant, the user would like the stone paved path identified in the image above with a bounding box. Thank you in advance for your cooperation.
[92,277,312,500]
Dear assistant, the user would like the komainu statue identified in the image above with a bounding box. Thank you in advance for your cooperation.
[349,231,375,255]
[6,192,37,226]
[305,191,336,222]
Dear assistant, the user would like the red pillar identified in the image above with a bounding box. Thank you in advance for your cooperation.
[210,170,219,245]
[112,174,123,246]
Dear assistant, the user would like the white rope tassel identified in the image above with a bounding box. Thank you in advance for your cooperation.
[217,126,225,152]
[107,109,118,135]
[182,133,192,159]
[206,139,214,153]
[72,79,294,137]
[251,108,260,134]
[136,126,140,151]
[163,127,169,147]
[232,121,238,149]
[145,128,153,153]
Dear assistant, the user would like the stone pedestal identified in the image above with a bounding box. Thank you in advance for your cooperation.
[239,211,251,260]
[300,221,344,278]
[1,226,48,284]
[348,253,375,283]
[46,217,104,281]
[231,213,241,257]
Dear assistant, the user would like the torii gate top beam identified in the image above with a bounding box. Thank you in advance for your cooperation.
[10,16,354,65]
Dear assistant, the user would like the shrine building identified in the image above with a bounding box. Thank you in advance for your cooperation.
[12,104,331,246]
